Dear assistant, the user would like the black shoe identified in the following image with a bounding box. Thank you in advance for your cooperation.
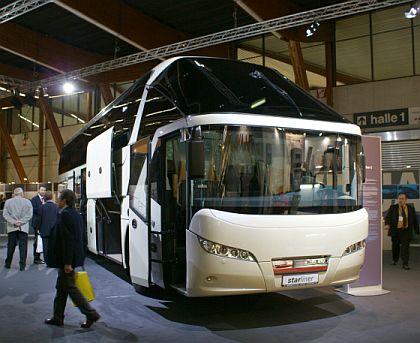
[34,259,45,264]
[391,261,397,265]
[403,265,410,270]
[4,264,10,269]
[44,318,64,327]
[81,312,100,328]
[20,266,25,271]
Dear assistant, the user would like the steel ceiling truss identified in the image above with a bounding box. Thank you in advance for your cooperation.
[0,0,52,24]
[0,0,413,95]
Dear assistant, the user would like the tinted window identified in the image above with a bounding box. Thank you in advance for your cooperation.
[137,87,184,141]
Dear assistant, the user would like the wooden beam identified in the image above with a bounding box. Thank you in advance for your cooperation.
[288,40,309,91]
[99,83,114,106]
[0,98,14,109]
[0,22,156,84]
[235,0,308,91]
[55,0,187,51]
[0,62,51,82]
[38,108,44,182]
[0,22,108,74]
[55,0,230,58]
[0,110,27,183]
[37,95,64,155]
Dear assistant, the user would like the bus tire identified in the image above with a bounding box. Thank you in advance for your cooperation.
[133,283,158,296]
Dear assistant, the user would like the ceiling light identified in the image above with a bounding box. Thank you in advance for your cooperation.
[305,20,320,37]
[63,82,75,94]
[404,3,419,18]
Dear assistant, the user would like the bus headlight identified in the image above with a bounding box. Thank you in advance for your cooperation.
[198,237,256,262]
[343,240,366,256]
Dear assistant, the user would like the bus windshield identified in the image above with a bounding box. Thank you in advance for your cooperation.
[190,125,363,215]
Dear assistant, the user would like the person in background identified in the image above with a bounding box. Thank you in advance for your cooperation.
[39,191,58,263]
[385,192,419,270]
[45,189,100,328]
[0,194,5,210]
[31,184,46,264]
[3,187,33,271]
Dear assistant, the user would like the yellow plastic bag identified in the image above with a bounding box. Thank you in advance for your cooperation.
[73,271,95,306]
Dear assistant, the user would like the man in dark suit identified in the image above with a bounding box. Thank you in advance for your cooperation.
[44,189,100,328]
[31,184,46,264]
[39,191,58,262]
[385,192,419,270]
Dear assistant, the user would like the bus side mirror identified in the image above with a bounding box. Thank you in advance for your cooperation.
[188,128,205,179]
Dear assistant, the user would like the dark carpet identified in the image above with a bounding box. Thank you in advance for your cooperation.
[0,237,419,343]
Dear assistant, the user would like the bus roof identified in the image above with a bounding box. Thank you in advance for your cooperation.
[59,57,351,174]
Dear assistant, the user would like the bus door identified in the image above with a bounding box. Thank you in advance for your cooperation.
[86,127,114,254]
[128,137,151,287]
[161,134,187,289]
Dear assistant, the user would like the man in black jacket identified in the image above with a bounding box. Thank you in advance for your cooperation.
[39,191,58,262]
[44,189,100,328]
[385,192,419,270]
[31,185,46,264]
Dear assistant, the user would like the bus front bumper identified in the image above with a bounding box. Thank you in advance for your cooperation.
[185,230,365,297]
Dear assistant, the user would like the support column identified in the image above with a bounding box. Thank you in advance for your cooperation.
[325,41,335,107]
[288,40,309,91]
[0,110,27,183]
[38,94,64,155]
[86,90,93,120]
[38,108,44,182]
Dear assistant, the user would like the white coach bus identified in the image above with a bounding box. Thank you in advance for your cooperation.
[59,57,368,297]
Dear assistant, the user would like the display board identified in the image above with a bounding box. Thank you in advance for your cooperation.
[342,136,389,296]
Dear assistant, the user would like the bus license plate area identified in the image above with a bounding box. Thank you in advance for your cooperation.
[282,273,319,287]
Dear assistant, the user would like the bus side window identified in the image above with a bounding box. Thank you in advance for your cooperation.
[150,144,161,204]
[129,138,149,220]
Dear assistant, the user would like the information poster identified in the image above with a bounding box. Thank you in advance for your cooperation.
[351,136,382,288]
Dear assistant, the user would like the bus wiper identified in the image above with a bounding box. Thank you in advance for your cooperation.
[250,70,303,117]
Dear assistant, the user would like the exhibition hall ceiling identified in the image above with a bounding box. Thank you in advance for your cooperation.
[0,0,413,92]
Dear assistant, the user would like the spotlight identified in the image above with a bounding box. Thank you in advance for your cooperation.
[63,82,75,94]
[305,20,320,37]
[405,3,419,18]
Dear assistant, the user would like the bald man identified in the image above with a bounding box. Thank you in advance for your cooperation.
[3,188,33,271]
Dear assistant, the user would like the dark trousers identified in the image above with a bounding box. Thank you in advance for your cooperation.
[5,231,28,268]
[391,230,411,265]
[53,269,97,321]
[33,232,41,261]
[42,237,49,262]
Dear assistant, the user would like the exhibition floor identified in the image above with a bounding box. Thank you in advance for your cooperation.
[0,237,419,343]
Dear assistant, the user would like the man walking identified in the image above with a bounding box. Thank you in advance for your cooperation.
[45,189,100,328]
[385,192,419,270]
[39,191,58,262]
[3,187,33,271]
[31,184,46,264]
